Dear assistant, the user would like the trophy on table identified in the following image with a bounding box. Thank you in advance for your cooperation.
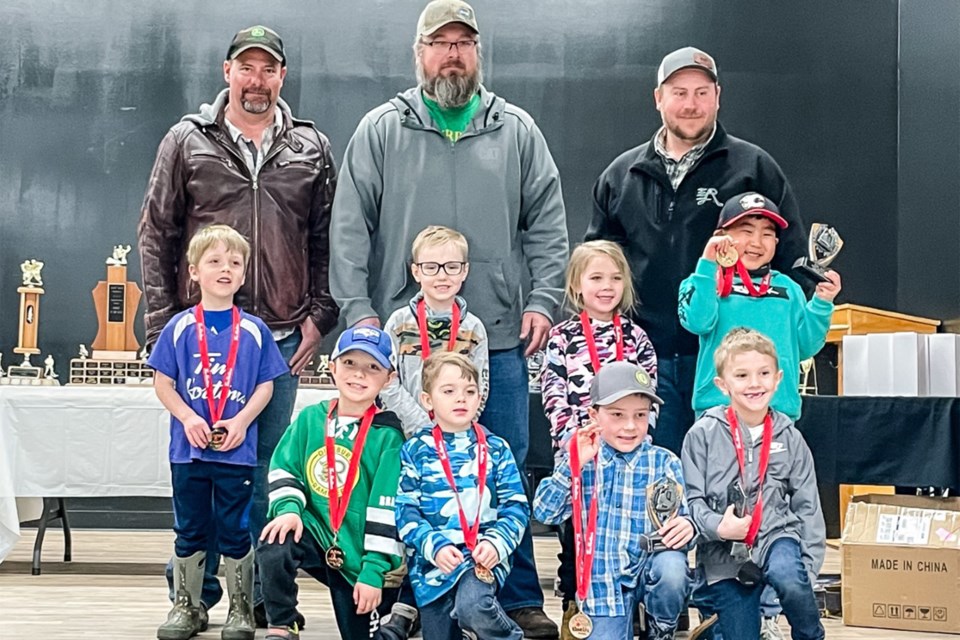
[3,259,58,385]
[317,355,334,386]
[639,476,683,553]
[68,245,152,385]
[793,223,843,284]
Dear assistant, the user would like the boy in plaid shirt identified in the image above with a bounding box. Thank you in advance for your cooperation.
[534,362,694,639]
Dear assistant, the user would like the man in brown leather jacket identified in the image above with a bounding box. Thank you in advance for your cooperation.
[137,25,338,626]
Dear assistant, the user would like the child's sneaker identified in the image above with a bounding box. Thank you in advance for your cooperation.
[264,623,300,640]
[760,615,786,640]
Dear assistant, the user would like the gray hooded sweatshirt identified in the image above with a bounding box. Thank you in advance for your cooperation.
[681,405,825,587]
[329,85,569,350]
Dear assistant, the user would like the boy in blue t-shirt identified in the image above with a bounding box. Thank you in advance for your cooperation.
[149,224,288,640]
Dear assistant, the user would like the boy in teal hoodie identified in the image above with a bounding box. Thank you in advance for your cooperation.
[678,191,841,422]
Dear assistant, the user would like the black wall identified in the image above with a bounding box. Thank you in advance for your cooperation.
[0,0,947,370]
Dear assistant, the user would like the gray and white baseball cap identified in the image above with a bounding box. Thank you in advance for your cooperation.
[657,46,718,85]
[590,361,664,407]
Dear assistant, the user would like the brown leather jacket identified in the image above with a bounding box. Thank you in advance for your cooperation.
[138,90,339,345]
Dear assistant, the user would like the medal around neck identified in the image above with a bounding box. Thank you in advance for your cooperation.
[568,610,593,639]
[325,545,345,570]
[474,565,495,584]
[639,476,683,553]
[715,246,739,268]
[792,223,843,284]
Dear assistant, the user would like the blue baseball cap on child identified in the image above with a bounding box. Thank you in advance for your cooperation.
[331,326,397,370]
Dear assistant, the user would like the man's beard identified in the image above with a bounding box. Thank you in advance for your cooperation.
[418,60,482,109]
[665,115,715,145]
[241,89,272,114]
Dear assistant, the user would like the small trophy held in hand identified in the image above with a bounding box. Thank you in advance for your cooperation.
[639,477,683,553]
[727,479,763,586]
[793,223,843,284]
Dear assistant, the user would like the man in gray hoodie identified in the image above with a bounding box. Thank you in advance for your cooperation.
[330,1,567,637]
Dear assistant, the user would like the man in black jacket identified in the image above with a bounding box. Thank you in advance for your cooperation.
[586,46,807,457]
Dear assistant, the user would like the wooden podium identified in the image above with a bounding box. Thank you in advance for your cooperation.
[827,304,940,526]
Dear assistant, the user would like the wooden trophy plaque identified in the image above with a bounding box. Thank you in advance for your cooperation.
[91,245,141,360]
[69,245,150,386]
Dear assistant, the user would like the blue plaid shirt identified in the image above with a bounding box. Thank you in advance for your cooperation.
[533,440,692,617]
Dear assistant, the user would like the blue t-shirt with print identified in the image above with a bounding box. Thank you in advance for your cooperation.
[148,306,290,466]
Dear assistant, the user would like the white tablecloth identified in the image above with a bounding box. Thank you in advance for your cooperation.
[0,385,335,562]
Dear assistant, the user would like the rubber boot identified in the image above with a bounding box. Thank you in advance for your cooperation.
[158,551,205,640]
[222,549,256,640]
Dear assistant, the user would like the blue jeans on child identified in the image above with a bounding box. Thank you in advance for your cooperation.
[650,354,697,457]
[165,330,300,609]
[419,569,523,640]
[586,550,690,639]
[478,346,544,613]
[696,538,824,640]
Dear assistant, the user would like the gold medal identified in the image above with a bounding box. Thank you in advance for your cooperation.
[568,611,593,639]
[474,565,495,584]
[325,545,345,570]
[716,246,739,268]
[208,426,227,451]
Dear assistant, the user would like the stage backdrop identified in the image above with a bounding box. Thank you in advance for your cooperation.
[0,0,955,372]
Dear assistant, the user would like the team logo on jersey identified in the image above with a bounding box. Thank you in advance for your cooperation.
[307,446,361,497]
[696,188,722,207]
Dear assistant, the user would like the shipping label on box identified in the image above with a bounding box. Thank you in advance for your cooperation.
[843,495,960,633]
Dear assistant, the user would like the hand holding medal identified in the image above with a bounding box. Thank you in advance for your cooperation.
[432,423,497,584]
[704,233,739,267]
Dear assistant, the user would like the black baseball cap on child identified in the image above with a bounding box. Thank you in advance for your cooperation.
[717,192,789,231]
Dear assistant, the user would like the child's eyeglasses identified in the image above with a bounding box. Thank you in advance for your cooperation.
[415,261,466,276]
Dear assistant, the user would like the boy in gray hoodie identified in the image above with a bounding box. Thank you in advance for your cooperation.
[680,328,824,640]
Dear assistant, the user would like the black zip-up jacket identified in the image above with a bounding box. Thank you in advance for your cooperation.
[586,122,807,357]
[138,90,339,345]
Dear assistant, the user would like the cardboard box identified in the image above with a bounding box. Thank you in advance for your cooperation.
[926,334,960,397]
[842,494,960,633]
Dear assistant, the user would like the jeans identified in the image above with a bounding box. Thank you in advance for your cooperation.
[258,529,397,639]
[165,329,301,610]
[652,354,697,456]
[419,569,523,640]
[696,539,824,640]
[587,550,690,639]
[478,346,543,612]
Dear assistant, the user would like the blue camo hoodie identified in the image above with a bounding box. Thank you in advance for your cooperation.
[395,424,529,606]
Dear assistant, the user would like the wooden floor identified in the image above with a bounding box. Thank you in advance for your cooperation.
[1,529,955,639]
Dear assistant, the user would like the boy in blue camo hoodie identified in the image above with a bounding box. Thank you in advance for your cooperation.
[395,352,528,640]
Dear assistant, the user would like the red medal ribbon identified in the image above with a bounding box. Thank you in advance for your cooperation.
[726,406,773,547]
[325,400,378,536]
[579,310,624,373]
[417,298,461,360]
[569,429,600,602]
[717,263,772,298]
[193,305,241,425]
[432,423,488,550]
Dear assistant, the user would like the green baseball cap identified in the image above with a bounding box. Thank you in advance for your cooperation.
[227,25,286,66]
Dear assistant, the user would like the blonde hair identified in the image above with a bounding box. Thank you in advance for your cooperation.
[186,224,251,267]
[421,351,479,394]
[411,225,469,262]
[713,327,780,376]
[564,240,635,313]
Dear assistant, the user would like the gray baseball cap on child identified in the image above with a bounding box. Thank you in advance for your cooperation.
[590,361,664,406]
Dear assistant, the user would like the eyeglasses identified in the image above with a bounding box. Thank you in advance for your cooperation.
[421,39,478,53]
[415,261,466,276]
